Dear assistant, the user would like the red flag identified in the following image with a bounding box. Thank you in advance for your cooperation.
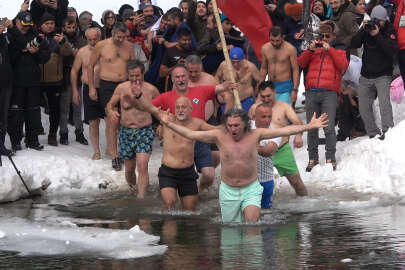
[217,0,272,61]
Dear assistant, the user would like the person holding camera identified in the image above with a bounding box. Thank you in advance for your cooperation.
[297,20,349,171]
[7,11,51,151]
[0,18,13,156]
[351,5,397,140]
[38,12,73,146]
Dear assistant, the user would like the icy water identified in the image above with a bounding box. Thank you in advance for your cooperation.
[1,190,405,270]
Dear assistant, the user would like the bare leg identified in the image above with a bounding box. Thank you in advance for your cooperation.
[211,150,220,168]
[136,153,151,199]
[89,119,101,160]
[124,159,137,193]
[243,205,260,222]
[161,187,178,210]
[106,113,119,159]
[286,173,308,196]
[199,166,215,192]
[180,195,198,211]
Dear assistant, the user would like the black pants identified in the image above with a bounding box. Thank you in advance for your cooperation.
[0,83,12,144]
[43,86,62,135]
[7,86,42,145]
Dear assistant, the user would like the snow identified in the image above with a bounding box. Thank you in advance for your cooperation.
[0,217,167,259]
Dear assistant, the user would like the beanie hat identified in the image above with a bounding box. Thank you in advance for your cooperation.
[229,47,245,61]
[284,3,303,17]
[370,5,388,21]
[39,12,55,25]
[220,13,229,23]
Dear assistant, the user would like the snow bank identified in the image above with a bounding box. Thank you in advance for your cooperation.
[0,217,167,259]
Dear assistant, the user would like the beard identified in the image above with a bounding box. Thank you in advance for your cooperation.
[176,114,187,121]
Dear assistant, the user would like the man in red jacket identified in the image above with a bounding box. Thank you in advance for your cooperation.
[297,20,349,171]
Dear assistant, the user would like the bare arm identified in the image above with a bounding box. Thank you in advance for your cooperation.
[290,46,300,90]
[106,86,122,121]
[259,113,328,140]
[251,63,262,82]
[259,47,268,82]
[159,64,171,78]
[214,62,225,82]
[88,44,101,91]
[70,50,83,106]
[285,104,304,148]
[166,121,219,144]
[258,142,278,157]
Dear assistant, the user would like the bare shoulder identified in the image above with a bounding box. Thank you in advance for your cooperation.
[202,72,217,85]
[123,40,134,51]
[116,81,129,93]
[95,39,107,50]
[285,42,297,55]
[261,42,271,53]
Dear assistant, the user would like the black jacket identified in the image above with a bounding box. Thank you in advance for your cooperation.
[351,22,398,78]
[0,33,12,86]
[8,26,51,87]
[30,0,69,28]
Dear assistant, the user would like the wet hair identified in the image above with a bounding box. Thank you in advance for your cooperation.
[222,108,251,131]
[177,27,192,39]
[255,103,273,113]
[185,55,202,66]
[258,80,275,92]
[167,7,184,21]
[127,60,146,73]
[269,26,283,37]
[85,27,101,38]
[112,22,128,34]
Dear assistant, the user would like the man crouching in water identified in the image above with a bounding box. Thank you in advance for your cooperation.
[159,109,328,222]
[106,60,159,198]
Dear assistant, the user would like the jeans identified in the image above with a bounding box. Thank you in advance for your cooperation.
[305,89,338,161]
[357,75,394,136]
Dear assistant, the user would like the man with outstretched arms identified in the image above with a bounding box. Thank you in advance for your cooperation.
[159,108,328,223]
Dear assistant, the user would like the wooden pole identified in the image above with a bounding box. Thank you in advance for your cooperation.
[211,0,242,109]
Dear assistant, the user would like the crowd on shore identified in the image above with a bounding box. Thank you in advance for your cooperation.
[0,0,402,222]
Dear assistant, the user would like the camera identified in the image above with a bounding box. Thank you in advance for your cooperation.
[315,41,323,48]
[0,17,7,26]
[26,36,43,50]
[364,18,379,32]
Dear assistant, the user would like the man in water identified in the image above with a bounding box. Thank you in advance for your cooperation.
[87,23,135,171]
[249,81,308,196]
[158,96,218,210]
[71,28,103,160]
[159,107,328,223]
[106,60,159,198]
[260,26,300,105]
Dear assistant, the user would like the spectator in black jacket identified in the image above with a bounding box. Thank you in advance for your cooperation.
[30,0,68,29]
[351,5,398,140]
[7,11,51,151]
[0,19,13,156]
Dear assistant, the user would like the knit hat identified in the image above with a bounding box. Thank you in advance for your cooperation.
[284,3,303,17]
[220,13,229,23]
[39,12,55,25]
[370,5,388,21]
[229,47,244,61]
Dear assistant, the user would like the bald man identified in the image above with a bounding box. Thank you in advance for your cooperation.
[158,96,217,211]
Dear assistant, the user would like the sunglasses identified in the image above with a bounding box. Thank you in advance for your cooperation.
[320,33,331,39]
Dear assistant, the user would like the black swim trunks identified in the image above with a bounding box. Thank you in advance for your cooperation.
[82,83,105,121]
[158,164,199,197]
[99,80,121,109]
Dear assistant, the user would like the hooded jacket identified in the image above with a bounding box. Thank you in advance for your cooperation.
[298,42,349,92]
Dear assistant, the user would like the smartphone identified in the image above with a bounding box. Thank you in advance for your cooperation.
[0,18,7,26]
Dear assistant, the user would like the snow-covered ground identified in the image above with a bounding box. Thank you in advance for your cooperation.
[1,96,405,203]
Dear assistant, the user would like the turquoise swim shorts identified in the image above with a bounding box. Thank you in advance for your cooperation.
[219,180,263,223]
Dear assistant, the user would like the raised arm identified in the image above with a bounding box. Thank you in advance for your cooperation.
[160,111,219,143]
[259,113,328,140]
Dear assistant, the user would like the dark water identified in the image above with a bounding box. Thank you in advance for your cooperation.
[1,191,405,270]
